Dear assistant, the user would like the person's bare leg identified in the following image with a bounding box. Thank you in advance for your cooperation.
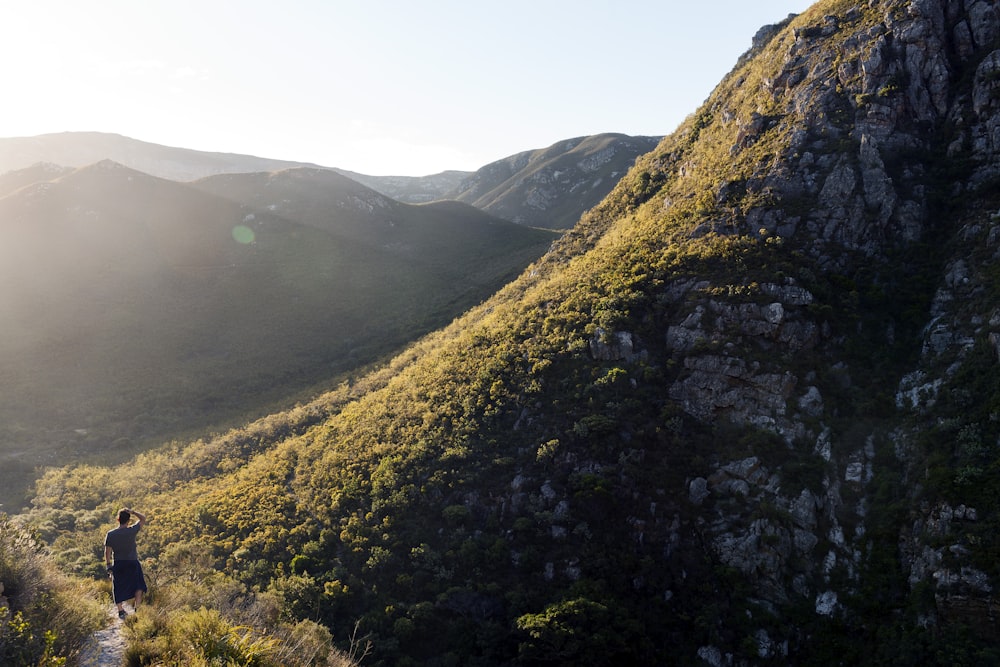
[134,589,143,609]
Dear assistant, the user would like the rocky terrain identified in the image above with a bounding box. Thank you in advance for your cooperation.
[579,0,1000,658]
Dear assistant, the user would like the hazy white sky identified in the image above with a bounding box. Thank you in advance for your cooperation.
[1,1,812,175]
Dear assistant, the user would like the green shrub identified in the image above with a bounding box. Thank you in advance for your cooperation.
[0,611,65,667]
[125,606,278,666]
[0,515,103,665]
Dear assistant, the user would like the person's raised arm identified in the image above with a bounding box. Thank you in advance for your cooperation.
[127,508,147,528]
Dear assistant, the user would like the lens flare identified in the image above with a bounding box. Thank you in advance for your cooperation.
[232,225,255,244]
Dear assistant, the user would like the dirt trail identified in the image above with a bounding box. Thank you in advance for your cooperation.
[78,607,126,667]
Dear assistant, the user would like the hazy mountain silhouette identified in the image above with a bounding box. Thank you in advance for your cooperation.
[0,132,321,182]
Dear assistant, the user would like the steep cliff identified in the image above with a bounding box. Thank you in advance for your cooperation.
[571,0,1000,660]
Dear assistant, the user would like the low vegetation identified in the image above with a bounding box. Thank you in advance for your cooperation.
[0,514,104,665]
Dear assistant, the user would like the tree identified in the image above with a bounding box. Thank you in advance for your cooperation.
[515,597,630,666]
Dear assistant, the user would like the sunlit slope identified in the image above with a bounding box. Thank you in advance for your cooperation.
[0,161,554,509]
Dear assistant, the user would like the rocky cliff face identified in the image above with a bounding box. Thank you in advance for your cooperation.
[205,1,1000,661]
[589,0,1000,659]
[506,0,1000,660]
[330,2,1000,656]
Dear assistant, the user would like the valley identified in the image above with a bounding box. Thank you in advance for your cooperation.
[0,158,559,510]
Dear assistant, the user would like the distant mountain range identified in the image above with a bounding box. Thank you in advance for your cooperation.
[0,131,661,230]
[344,134,662,229]
[336,168,471,204]
[0,158,555,508]
[0,132,319,182]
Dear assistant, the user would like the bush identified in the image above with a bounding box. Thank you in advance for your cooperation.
[125,606,278,666]
[122,574,354,666]
[516,597,633,665]
[0,514,103,665]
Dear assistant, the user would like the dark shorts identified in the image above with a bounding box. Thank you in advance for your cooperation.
[111,560,147,603]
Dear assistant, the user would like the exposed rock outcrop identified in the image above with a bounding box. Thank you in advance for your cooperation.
[642,0,1000,653]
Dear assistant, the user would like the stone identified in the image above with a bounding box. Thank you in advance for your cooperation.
[797,386,824,417]
[858,135,897,225]
[669,355,797,426]
[793,528,820,555]
[816,591,839,616]
[665,324,704,353]
[845,459,864,483]
[589,327,636,361]
[819,159,857,208]
[697,646,725,667]
[954,19,976,59]
[968,0,1000,49]
[790,489,819,530]
[759,283,814,306]
[689,477,710,505]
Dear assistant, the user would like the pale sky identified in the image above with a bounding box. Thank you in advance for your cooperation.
[0,1,813,176]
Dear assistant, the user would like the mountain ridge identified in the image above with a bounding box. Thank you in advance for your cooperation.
[0,131,323,182]
[0,131,661,231]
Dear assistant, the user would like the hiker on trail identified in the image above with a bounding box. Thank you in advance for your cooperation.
[104,507,147,619]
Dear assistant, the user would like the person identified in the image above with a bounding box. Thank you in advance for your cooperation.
[104,507,147,619]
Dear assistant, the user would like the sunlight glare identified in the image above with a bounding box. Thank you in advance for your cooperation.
[231,225,255,245]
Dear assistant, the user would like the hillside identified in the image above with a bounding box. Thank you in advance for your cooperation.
[446,133,662,229]
[0,162,554,510]
[24,0,1000,664]
[348,134,661,230]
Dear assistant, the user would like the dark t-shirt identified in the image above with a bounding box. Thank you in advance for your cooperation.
[105,523,141,561]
